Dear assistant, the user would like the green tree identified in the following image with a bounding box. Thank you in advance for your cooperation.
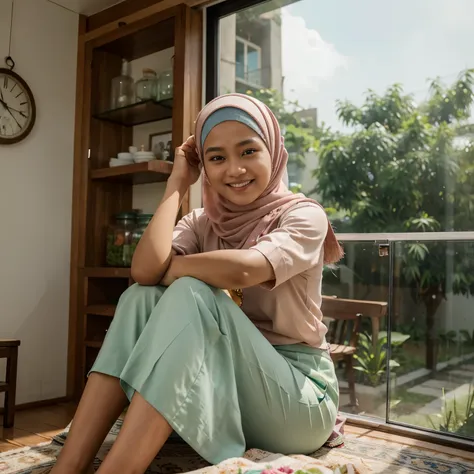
[315,69,474,369]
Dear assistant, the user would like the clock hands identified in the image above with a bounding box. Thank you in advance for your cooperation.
[0,90,28,117]
[5,104,27,118]
[0,98,22,130]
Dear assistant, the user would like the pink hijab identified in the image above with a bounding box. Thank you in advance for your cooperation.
[191,93,343,264]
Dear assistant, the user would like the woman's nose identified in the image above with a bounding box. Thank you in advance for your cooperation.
[228,161,247,177]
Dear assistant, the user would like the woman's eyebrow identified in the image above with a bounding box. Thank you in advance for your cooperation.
[205,146,224,155]
[236,138,259,147]
[205,138,259,155]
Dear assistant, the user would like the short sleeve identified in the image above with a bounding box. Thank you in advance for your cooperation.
[250,204,328,289]
[172,209,202,256]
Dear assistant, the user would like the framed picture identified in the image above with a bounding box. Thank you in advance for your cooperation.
[149,131,173,161]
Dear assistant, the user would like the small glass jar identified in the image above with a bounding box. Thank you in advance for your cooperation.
[135,68,158,102]
[106,212,137,267]
[131,214,153,256]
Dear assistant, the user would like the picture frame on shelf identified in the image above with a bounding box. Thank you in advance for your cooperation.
[149,131,173,161]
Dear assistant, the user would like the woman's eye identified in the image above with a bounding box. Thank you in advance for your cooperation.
[242,148,257,156]
[209,155,224,162]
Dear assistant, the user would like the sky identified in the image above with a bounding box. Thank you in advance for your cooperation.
[278,0,474,130]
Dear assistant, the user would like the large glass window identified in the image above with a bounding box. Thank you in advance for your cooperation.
[206,0,474,441]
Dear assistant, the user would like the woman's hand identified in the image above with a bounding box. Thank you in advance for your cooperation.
[160,255,178,287]
[170,136,201,189]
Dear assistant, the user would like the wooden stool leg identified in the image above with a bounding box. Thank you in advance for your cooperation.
[345,355,358,407]
[4,347,18,428]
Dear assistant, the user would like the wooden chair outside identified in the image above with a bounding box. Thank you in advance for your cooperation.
[321,298,362,407]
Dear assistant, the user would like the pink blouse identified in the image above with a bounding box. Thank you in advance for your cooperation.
[172,204,329,348]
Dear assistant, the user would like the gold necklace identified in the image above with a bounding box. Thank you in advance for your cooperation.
[229,288,243,307]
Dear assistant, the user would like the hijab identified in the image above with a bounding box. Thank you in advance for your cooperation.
[189,93,343,264]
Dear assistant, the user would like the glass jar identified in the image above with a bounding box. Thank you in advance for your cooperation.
[135,68,158,102]
[158,57,173,100]
[110,59,134,109]
[106,212,137,267]
[131,214,153,256]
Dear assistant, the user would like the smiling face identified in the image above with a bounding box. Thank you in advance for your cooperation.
[202,121,272,206]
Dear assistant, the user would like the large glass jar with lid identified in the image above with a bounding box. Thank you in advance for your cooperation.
[110,59,134,109]
[106,212,137,267]
[131,214,153,257]
[135,68,158,102]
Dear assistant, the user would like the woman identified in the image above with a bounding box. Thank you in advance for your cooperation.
[52,93,343,474]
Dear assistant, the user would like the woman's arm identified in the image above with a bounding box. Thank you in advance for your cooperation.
[131,137,200,286]
[162,249,275,289]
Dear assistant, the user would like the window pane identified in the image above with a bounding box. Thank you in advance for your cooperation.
[389,240,474,441]
[235,39,245,80]
[217,0,474,233]
[246,45,260,84]
[322,240,390,418]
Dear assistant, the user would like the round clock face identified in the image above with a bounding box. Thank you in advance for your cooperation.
[0,68,36,144]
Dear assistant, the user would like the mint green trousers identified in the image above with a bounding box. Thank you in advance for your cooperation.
[90,277,339,464]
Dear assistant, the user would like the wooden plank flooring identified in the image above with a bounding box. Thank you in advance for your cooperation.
[0,402,76,452]
[345,424,474,462]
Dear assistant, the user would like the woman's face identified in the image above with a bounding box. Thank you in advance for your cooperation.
[202,121,272,206]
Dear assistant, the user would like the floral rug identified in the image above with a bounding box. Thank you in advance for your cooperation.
[0,418,473,474]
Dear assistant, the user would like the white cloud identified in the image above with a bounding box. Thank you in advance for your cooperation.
[281,10,349,108]
[431,0,474,31]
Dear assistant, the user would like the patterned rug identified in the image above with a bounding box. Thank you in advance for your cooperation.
[0,418,473,474]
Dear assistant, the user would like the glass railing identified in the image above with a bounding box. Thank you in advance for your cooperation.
[325,234,474,442]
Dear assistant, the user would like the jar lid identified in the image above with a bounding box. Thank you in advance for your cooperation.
[137,213,153,222]
[115,212,137,220]
[143,68,157,76]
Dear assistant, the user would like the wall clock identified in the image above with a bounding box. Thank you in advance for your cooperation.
[0,64,36,145]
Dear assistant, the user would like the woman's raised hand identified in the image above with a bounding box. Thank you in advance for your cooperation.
[170,136,201,188]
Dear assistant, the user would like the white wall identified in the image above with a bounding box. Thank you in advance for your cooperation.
[0,0,78,404]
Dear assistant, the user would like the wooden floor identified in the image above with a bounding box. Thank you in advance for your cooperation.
[1,403,473,464]
[0,402,76,453]
[344,425,474,462]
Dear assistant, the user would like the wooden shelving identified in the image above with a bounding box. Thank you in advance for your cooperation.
[83,267,131,278]
[85,341,103,349]
[90,160,173,184]
[68,3,203,400]
[93,98,173,127]
[96,16,175,62]
[85,304,117,317]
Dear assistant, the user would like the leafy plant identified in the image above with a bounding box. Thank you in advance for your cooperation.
[353,332,409,386]
[460,329,474,347]
[429,383,474,434]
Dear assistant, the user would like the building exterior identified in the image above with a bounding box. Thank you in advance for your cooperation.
[219,10,283,95]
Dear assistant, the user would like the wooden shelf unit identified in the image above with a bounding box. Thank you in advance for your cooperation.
[90,160,173,184]
[68,3,203,400]
[85,304,117,317]
[93,98,173,127]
